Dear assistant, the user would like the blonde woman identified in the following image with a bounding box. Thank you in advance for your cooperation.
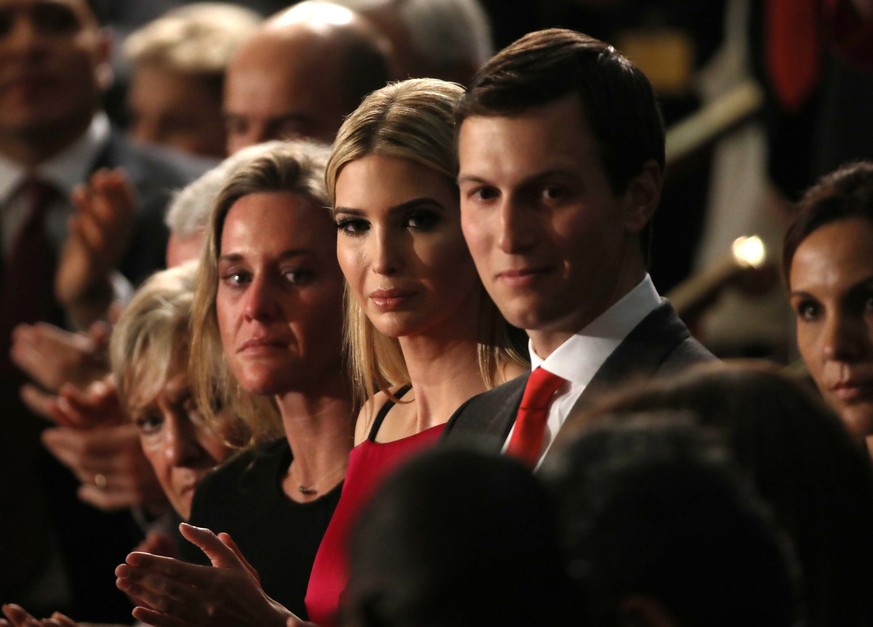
[116,141,354,625]
[305,78,526,625]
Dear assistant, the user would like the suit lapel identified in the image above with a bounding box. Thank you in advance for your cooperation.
[562,300,692,423]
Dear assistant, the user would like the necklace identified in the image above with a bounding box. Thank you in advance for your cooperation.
[292,461,347,497]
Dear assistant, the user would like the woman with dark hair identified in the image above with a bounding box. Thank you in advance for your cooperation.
[782,161,873,451]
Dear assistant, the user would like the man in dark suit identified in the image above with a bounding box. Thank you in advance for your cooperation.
[445,28,714,466]
[0,0,203,617]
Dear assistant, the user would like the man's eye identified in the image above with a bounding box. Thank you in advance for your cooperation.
[405,210,439,231]
[542,185,567,201]
[284,267,314,285]
[336,217,369,236]
[470,187,498,201]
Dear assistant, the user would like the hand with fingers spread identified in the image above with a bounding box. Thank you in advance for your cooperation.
[116,523,306,627]
[45,376,125,430]
[133,530,179,560]
[55,168,136,329]
[41,403,168,513]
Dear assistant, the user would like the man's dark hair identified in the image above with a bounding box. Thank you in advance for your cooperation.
[456,28,664,195]
[455,28,664,261]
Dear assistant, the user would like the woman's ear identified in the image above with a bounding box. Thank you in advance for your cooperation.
[623,159,662,235]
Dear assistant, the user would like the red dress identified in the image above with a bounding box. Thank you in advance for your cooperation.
[304,386,444,626]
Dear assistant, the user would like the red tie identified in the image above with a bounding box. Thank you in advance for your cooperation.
[507,367,566,467]
[0,178,57,377]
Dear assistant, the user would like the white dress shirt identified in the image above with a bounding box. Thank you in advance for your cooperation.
[504,274,662,469]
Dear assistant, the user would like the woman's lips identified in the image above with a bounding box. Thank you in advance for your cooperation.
[831,380,873,402]
[238,337,286,353]
[369,288,416,310]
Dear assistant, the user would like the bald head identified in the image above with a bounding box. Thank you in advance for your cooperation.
[223,1,392,152]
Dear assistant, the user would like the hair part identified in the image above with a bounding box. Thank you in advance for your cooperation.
[326,78,525,411]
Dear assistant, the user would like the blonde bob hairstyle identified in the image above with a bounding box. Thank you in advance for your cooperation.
[110,262,250,446]
[190,140,333,447]
[325,78,525,410]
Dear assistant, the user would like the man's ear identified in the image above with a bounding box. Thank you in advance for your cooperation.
[617,594,679,627]
[94,28,114,93]
[623,159,662,235]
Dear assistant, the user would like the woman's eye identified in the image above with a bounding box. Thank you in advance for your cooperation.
[135,413,164,436]
[220,269,250,287]
[336,217,369,236]
[796,300,821,322]
[405,210,439,231]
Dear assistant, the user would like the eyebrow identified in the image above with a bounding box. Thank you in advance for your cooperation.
[457,168,579,187]
[333,197,447,216]
[218,249,315,263]
[790,275,873,297]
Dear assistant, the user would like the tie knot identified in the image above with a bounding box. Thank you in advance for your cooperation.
[519,367,566,410]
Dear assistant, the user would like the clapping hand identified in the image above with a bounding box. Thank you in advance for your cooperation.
[116,523,312,627]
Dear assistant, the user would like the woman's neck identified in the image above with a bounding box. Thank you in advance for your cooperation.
[393,333,486,435]
[275,376,355,502]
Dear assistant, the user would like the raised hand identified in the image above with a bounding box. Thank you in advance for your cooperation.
[11,321,109,418]
[42,418,167,512]
[115,523,307,627]
[55,168,135,329]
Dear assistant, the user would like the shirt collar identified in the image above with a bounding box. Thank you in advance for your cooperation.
[0,112,111,201]
[530,274,661,385]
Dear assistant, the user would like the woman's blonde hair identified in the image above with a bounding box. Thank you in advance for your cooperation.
[325,78,525,410]
[109,262,251,446]
[190,140,332,447]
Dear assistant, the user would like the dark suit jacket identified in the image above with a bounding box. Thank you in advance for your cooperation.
[441,301,716,456]
[0,130,209,619]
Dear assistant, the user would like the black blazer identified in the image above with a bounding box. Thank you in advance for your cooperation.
[441,300,716,454]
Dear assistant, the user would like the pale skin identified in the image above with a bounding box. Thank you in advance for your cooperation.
[116,192,352,626]
[334,154,519,443]
[457,94,661,359]
[789,216,873,453]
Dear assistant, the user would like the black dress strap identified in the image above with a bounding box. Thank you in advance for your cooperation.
[367,384,413,441]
